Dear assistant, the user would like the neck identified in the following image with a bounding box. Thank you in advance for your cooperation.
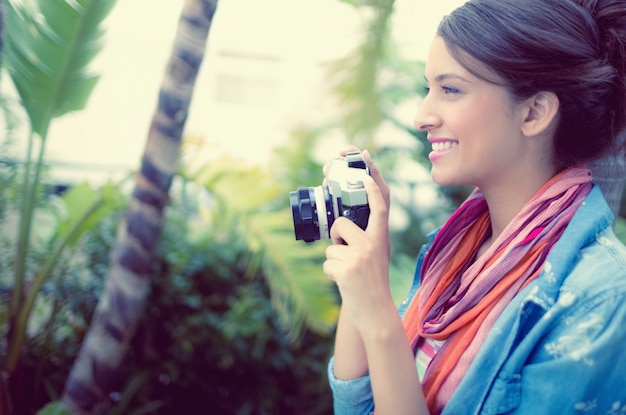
[480,168,559,246]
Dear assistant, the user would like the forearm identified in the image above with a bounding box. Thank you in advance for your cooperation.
[334,300,429,415]
[362,302,429,415]
[333,306,369,379]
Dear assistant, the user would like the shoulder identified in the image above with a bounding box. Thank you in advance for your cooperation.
[543,185,626,301]
[560,226,626,305]
[491,228,626,414]
[532,227,626,361]
[518,188,626,362]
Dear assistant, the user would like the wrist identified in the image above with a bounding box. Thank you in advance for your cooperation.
[358,300,404,344]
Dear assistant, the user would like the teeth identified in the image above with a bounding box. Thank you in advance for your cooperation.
[432,141,457,152]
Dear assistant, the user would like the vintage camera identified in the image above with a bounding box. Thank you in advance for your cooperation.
[289,151,370,242]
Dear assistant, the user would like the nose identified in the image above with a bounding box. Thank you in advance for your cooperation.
[413,95,439,132]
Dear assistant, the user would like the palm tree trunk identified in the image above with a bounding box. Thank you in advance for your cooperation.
[61,1,218,413]
[589,128,626,220]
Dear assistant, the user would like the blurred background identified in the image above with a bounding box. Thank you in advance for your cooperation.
[45,0,464,182]
[0,1,489,414]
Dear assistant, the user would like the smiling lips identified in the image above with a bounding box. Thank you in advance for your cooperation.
[432,141,457,151]
[429,138,458,161]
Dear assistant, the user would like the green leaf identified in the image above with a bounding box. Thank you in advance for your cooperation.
[5,0,118,137]
[184,158,339,338]
[55,180,124,246]
[324,0,396,146]
[36,402,71,415]
[187,156,281,211]
[245,210,338,337]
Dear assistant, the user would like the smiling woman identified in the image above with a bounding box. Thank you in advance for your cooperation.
[324,1,626,414]
[416,37,559,201]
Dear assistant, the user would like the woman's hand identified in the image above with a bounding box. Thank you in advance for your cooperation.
[327,148,427,415]
[323,147,396,338]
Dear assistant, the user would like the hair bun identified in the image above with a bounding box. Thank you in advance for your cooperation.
[577,0,626,73]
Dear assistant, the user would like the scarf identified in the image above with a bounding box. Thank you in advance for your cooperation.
[401,167,593,414]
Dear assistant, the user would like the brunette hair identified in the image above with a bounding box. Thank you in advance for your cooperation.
[438,0,626,167]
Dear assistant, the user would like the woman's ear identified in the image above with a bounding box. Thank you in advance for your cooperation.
[521,91,560,137]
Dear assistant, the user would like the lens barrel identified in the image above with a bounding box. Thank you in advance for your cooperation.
[290,188,319,242]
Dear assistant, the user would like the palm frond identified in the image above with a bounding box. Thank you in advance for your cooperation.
[4,0,117,137]
[246,210,338,338]
[186,157,339,339]
[324,0,396,148]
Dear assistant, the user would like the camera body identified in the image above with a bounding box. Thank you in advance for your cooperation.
[290,151,370,242]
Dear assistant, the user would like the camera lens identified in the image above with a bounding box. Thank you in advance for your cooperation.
[290,188,318,242]
[290,186,334,242]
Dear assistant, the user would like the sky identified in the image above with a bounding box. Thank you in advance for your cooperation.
[14,0,466,183]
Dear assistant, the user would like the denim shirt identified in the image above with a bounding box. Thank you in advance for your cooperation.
[328,185,626,415]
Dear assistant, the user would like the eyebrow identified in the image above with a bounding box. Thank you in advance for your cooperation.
[424,73,472,83]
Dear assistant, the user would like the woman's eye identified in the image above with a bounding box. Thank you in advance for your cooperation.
[422,84,460,96]
[441,86,460,94]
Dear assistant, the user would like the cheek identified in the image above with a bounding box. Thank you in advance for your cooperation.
[452,99,511,139]
[448,110,484,137]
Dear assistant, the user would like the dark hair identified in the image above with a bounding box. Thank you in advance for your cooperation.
[438,0,626,167]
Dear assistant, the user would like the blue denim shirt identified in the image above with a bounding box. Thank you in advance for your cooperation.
[328,185,626,414]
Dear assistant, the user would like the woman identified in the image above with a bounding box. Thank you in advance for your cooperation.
[324,0,626,414]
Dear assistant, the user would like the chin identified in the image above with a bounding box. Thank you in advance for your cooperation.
[430,170,472,188]
[430,169,456,186]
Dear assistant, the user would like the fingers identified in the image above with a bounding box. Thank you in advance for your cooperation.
[362,175,390,242]
[323,145,362,177]
[324,238,375,282]
[324,146,390,242]
[322,146,390,248]
[329,176,388,246]
[323,243,349,280]
[327,147,390,209]
[361,150,390,209]
[330,217,365,246]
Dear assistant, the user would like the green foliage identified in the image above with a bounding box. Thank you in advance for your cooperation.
[1,0,120,410]
[183,156,339,338]
[314,0,454,267]
[325,0,427,152]
[35,402,71,415]
[271,125,329,186]
[122,198,334,414]
[2,182,126,414]
[326,0,397,148]
[2,176,125,377]
[13,164,336,414]
[5,0,118,137]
